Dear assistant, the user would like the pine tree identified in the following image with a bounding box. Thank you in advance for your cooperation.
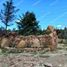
[63,27,67,39]
[0,0,18,31]
[16,11,40,35]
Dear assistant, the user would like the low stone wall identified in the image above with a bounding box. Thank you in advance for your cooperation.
[0,26,58,51]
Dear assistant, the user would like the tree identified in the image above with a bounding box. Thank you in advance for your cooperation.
[0,0,18,31]
[56,27,67,39]
[16,11,40,35]
[63,27,67,39]
[56,29,64,39]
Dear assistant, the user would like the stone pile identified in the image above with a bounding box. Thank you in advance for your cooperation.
[0,26,58,51]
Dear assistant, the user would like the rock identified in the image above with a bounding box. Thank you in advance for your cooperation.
[31,36,40,48]
[47,26,54,33]
[0,38,10,48]
[16,39,26,48]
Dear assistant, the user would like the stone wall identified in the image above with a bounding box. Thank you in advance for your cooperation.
[0,26,58,51]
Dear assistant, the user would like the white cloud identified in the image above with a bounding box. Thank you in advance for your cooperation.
[16,20,20,22]
[32,0,42,6]
[57,25,65,29]
[57,25,62,28]
[49,0,58,6]
[16,0,24,6]
[38,12,50,20]
[50,11,67,23]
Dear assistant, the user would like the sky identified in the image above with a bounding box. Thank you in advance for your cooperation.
[0,0,67,30]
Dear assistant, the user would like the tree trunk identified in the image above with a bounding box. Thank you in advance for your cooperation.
[5,23,8,34]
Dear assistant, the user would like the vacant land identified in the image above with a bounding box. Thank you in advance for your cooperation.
[0,44,67,67]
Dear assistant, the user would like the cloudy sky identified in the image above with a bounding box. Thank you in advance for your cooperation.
[0,0,67,30]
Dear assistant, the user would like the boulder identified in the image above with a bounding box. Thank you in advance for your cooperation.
[16,39,26,48]
[31,36,40,48]
[47,26,54,32]
[0,38,10,48]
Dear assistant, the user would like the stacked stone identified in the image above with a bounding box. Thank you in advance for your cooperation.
[0,26,58,51]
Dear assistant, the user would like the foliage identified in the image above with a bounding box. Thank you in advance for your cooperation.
[63,27,67,39]
[16,11,40,35]
[56,27,67,39]
[0,0,18,31]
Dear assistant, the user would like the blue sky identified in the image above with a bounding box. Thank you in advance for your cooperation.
[0,0,67,30]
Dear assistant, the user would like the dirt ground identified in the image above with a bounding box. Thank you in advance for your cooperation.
[0,44,67,67]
